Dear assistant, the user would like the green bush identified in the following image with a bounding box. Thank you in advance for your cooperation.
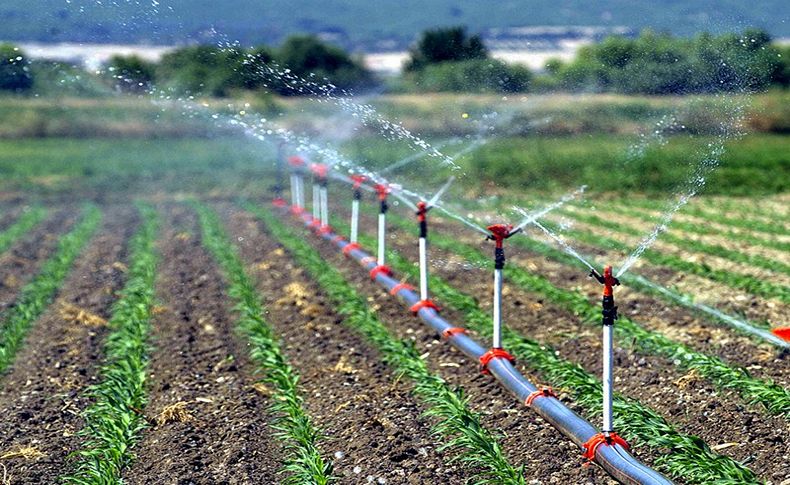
[107,55,157,92]
[405,26,488,71]
[0,44,33,92]
[407,59,531,93]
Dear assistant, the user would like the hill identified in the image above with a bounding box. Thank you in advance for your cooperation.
[1,0,788,50]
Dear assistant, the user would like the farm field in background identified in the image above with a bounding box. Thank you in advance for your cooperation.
[0,90,788,484]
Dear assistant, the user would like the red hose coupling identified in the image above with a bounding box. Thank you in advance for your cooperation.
[390,282,415,296]
[290,205,304,215]
[410,299,440,314]
[772,327,790,341]
[342,243,361,256]
[272,198,287,208]
[370,265,393,280]
[582,432,630,462]
[441,327,467,339]
[479,348,515,375]
[330,234,344,244]
[309,218,321,229]
[525,387,557,407]
[319,225,333,235]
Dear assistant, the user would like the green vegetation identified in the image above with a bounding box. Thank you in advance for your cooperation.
[0,205,101,373]
[107,55,156,93]
[553,209,790,303]
[405,26,488,71]
[385,213,790,416]
[320,212,759,483]
[252,204,526,484]
[194,203,333,484]
[62,204,157,484]
[0,207,47,254]
[544,29,786,94]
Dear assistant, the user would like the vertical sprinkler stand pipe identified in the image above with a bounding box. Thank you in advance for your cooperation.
[273,142,287,207]
[375,184,390,267]
[288,156,306,213]
[486,224,519,350]
[350,175,366,244]
[591,266,621,435]
[284,209,670,484]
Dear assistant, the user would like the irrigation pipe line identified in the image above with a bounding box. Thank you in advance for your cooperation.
[279,204,672,485]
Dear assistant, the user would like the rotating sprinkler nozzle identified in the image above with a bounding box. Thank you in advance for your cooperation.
[287,155,306,214]
[590,265,620,434]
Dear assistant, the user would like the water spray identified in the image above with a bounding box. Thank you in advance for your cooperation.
[582,265,630,458]
[287,155,306,214]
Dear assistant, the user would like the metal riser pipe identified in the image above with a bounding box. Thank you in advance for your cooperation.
[292,210,671,485]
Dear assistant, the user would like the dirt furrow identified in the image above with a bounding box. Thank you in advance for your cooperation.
[0,209,77,315]
[123,204,281,484]
[0,206,133,483]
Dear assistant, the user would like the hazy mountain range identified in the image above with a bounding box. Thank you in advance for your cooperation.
[2,0,788,50]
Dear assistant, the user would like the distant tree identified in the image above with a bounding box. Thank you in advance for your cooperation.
[274,35,373,94]
[410,58,531,93]
[0,44,33,92]
[405,26,488,71]
[107,55,156,92]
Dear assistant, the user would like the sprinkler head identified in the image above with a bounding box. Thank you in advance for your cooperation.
[592,265,620,296]
[350,175,366,189]
[486,224,514,247]
[288,155,305,167]
[311,163,328,179]
[374,183,390,201]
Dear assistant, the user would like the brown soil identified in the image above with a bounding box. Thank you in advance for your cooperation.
[0,210,77,314]
[0,206,133,483]
[257,206,619,484]
[123,204,282,484]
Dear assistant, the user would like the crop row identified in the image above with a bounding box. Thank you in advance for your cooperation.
[382,213,790,416]
[194,203,333,485]
[61,204,158,484]
[620,197,789,237]
[0,206,47,255]
[335,215,759,483]
[252,204,526,485]
[562,206,790,278]
[596,201,790,253]
[543,209,790,304]
[0,205,101,373]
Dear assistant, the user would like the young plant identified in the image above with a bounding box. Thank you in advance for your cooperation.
[194,202,333,485]
[0,205,100,373]
[0,206,47,255]
[61,204,158,484]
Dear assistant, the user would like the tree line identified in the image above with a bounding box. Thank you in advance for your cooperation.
[1,26,788,96]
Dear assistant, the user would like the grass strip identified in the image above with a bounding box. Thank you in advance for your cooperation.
[327,213,759,484]
[0,206,47,255]
[545,209,790,304]
[563,206,790,279]
[195,203,333,485]
[601,201,790,253]
[0,205,100,373]
[252,204,526,485]
[385,214,790,417]
[60,204,157,484]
